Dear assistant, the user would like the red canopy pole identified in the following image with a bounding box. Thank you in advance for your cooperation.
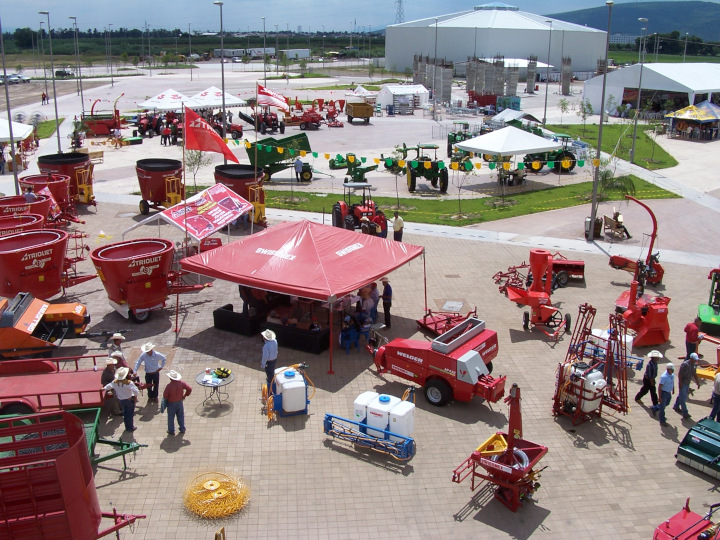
[174,292,180,333]
[423,250,428,313]
[328,298,335,375]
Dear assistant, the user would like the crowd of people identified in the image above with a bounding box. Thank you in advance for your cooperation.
[359,210,404,241]
[337,277,392,348]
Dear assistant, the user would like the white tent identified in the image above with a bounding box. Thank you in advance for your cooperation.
[582,63,720,113]
[376,84,430,108]
[492,109,542,125]
[456,126,561,156]
[0,119,33,143]
[139,89,202,111]
[191,86,247,108]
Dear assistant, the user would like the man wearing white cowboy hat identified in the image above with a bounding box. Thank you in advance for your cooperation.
[261,329,278,387]
[107,332,126,356]
[103,366,140,432]
[635,350,662,406]
[135,342,167,404]
[163,370,192,436]
[101,357,123,415]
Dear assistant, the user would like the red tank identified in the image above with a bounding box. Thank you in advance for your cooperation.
[0,194,52,220]
[0,214,45,236]
[19,173,72,207]
[37,152,95,205]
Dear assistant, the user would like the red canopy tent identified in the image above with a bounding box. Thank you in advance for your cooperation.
[180,219,424,372]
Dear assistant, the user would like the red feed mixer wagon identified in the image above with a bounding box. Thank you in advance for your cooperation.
[19,173,83,225]
[0,194,52,221]
[0,214,45,236]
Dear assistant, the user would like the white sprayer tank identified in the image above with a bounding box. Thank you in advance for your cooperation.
[366,394,401,438]
[274,367,307,413]
[354,391,379,424]
[574,368,607,413]
[388,400,415,442]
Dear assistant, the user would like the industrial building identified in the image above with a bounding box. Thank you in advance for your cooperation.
[385,3,607,75]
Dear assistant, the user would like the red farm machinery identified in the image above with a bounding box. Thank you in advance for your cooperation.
[452,383,548,512]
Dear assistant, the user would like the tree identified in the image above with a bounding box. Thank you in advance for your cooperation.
[404,67,412,82]
[15,64,23,74]
[120,52,129,67]
[598,158,636,200]
[450,162,475,218]
[576,99,593,135]
[185,150,213,191]
[13,28,34,49]
[132,56,140,69]
[299,59,308,77]
[557,98,569,125]
[368,62,376,81]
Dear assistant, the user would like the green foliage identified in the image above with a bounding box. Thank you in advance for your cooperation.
[575,99,593,134]
[13,28,34,49]
[35,119,62,139]
[557,98,569,125]
[184,151,214,191]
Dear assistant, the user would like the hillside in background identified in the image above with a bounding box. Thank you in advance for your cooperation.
[548,1,720,42]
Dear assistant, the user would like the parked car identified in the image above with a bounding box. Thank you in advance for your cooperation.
[16,74,31,83]
[6,75,22,85]
[232,57,243,63]
[55,70,74,79]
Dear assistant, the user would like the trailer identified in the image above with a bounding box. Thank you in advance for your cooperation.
[245,133,313,182]
[699,268,720,334]
[346,102,374,124]
[369,317,505,406]
[136,158,184,215]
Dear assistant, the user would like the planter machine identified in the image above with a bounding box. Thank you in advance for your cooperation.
[328,153,378,183]
[368,317,506,407]
[552,304,630,425]
[654,499,720,540]
[261,363,316,422]
[452,384,548,512]
[699,268,720,334]
[504,249,572,341]
[323,390,416,462]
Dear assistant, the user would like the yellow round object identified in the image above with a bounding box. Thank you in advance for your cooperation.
[532,161,542,171]
[213,489,229,499]
[203,480,220,491]
[561,158,571,169]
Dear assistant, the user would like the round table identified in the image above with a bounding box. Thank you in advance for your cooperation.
[195,371,235,406]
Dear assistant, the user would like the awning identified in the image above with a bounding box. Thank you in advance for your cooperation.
[665,105,717,123]
[191,86,247,108]
[138,89,202,111]
[0,119,33,143]
[456,126,562,156]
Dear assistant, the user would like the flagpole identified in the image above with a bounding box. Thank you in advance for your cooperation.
[182,102,189,251]
[253,83,260,234]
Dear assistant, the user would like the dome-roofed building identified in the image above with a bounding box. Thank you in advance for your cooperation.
[385,3,607,75]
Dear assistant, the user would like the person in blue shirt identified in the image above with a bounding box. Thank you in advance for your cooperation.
[135,342,167,403]
[261,329,278,387]
[651,363,675,426]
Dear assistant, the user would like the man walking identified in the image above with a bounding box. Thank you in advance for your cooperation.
[135,342,166,403]
[684,317,704,359]
[380,276,392,329]
[674,353,701,419]
[635,350,662,407]
[103,367,140,432]
[710,370,720,422]
[651,363,675,427]
[294,157,303,182]
[392,211,404,242]
[163,370,192,436]
[261,329,278,387]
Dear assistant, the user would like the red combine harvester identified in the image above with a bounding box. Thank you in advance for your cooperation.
[0,292,90,359]
[452,383,548,512]
[653,499,720,539]
[505,249,572,340]
[0,411,145,539]
[368,317,505,406]
[552,304,630,425]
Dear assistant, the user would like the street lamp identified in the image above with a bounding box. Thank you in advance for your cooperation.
[69,16,85,113]
[433,17,438,121]
[188,23,192,56]
[38,10,62,154]
[630,18,647,165]
[322,25,325,69]
[275,25,279,75]
[39,22,48,98]
[588,1,614,241]
[542,20,553,127]
[262,17,267,87]
[0,12,21,194]
[683,32,689,62]
[108,23,114,87]
[214,0,227,162]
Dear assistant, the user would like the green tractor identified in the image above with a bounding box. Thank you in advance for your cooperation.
[406,143,449,194]
[523,134,577,174]
[699,268,720,334]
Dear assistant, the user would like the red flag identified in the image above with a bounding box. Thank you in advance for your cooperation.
[257,84,290,112]
[184,106,238,163]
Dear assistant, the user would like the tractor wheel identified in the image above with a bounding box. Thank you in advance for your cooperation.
[0,403,34,416]
[555,270,569,288]
[231,130,241,140]
[279,122,285,134]
[424,378,452,406]
[364,117,369,124]
[559,150,577,173]
[439,169,449,193]
[261,170,272,182]
[564,313,572,333]
[301,170,313,182]
[129,309,152,324]
[314,123,321,130]
[299,122,307,130]
[486,361,493,375]
[344,214,356,231]
[407,168,417,192]
[332,203,344,227]
[431,178,438,188]
[139,199,150,215]
[260,122,267,134]
[348,115,353,123]
[522,311,530,330]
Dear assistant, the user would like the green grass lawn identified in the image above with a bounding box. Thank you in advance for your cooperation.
[259,176,677,227]
[36,119,62,139]
[546,123,678,170]
[610,51,720,65]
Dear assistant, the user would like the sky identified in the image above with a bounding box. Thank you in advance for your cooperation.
[3,1,714,34]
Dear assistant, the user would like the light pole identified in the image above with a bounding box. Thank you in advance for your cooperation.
[275,25,279,75]
[69,16,85,113]
[188,24,191,56]
[38,11,62,154]
[0,12,21,194]
[542,20,553,127]
[262,17,267,87]
[214,0,227,163]
[39,22,48,98]
[683,32,689,62]
[630,18,647,165]
[322,25,325,69]
[654,33,659,62]
[108,23,114,87]
[588,1,614,241]
[433,17,438,121]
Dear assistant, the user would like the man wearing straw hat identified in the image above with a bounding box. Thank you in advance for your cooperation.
[163,370,192,436]
[101,357,123,415]
[635,350,662,407]
[103,367,140,432]
[135,342,167,404]
[108,332,126,356]
[261,329,278,387]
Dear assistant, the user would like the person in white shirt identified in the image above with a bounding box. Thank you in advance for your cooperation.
[103,367,140,432]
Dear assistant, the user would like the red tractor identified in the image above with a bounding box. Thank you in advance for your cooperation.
[368,318,505,407]
[255,108,285,134]
[331,182,378,230]
[210,119,244,140]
